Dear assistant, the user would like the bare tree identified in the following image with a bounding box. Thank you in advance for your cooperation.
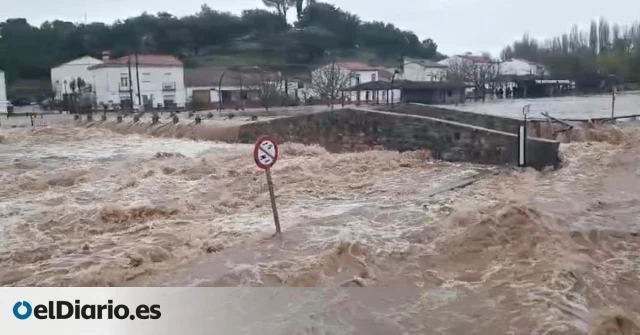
[255,71,285,111]
[445,57,498,102]
[311,63,353,110]
[262,0,295,23]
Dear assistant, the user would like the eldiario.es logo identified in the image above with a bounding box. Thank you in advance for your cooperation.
[13,300,161,320]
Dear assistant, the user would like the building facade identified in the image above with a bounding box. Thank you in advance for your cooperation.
[184,66,296,110]
[310,62,401,103]
[345,80,467,105]
[498,58,548,78]
[401,57,448,82]
[50,56,104,100]
[0,70,7,113]
[89,54,186,109]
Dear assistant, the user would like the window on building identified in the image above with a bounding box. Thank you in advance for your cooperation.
[143,72,151,76]
[371,73,377,82]
[120,76,128,87]
[355,74,361,85]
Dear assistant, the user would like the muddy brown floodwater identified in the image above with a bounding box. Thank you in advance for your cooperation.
[1,122,640,334]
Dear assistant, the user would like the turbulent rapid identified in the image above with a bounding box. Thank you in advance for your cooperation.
[1,121,640,334]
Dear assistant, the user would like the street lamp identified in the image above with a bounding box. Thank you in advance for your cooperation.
[218,66,246,113]
[218,69,228,113]
[390,69,400,109]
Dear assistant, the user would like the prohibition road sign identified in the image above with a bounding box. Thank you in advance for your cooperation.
[254,136,279,169]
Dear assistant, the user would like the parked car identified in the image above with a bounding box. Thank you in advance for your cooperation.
[11,97,31,107]
[41,98,63,111]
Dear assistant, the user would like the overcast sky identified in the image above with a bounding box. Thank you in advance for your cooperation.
[2,0,639,56]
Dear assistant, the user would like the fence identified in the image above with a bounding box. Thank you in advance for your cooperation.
[0,113,69,129]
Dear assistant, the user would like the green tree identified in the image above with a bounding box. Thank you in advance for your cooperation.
[502,19,640,87]
[0,3,442,99]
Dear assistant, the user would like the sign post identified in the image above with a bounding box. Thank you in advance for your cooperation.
[253,136,281,234]
[519,105,530,167]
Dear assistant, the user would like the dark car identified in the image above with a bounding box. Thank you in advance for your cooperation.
[11,97,31,107]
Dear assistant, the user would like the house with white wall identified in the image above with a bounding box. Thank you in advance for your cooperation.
[50,55,103,100]
[401,57,448,82]
[498,58,548,78]
[88,53,186,109]
[0,69,7,113]
[438,54,496,79]
[310,62,400,103]
[438,54,494,67]
[184,66,293,109]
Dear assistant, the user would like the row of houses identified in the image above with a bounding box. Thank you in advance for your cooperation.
[49,53,403,110]
[401,55,548,81]
[45,51,570,111]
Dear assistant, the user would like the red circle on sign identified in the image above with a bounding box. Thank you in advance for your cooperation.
[254,136,279,169]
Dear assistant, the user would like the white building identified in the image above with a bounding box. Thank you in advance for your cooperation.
[498,58,548,78]
[0,70,7,113]
[310,62,400,103]
[89,53,186,109]
[50,55,104,100]
[438,54,494,67]
[401,57,448,82]
[184,66,295,109]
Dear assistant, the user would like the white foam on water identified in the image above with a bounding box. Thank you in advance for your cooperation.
[2,123,640,334]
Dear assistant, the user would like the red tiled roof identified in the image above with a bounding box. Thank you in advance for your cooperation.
[89,54,182,69]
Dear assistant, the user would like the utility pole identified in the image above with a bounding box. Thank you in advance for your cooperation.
[127,56,134,113]
[135,53,142,111]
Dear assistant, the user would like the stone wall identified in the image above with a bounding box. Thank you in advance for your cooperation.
[238,108,560,170]
[379,103,567,140]
[380,103,526,133]
[85,108,561,170]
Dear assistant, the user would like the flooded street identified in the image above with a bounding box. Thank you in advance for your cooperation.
[440,91,640,120]
[1,112,640,333]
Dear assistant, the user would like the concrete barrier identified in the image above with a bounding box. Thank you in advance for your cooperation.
[381,103,530,134]
[380,103,572,140]
[86,108,561,170]
[237,108,561,170]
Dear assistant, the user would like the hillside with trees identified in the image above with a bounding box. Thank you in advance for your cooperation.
[0,1,442,99]
[501,18,640,88]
